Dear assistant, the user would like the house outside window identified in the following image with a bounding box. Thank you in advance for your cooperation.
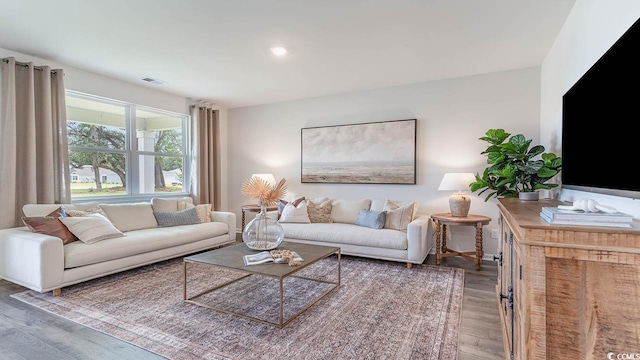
[66,91,190,200]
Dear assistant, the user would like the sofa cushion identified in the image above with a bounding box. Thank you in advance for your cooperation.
[354,209,386,229]
[383,200,415,231]
[63,221,229,268]
[152,196,194,212]
[307,200,333,223]
[330,199,371,224]
[100,203,158,232]
[22,202,99,217]
[280,223,407,250]
[60,213,126,244]
[279,201,311,223]
[154,207,201,227]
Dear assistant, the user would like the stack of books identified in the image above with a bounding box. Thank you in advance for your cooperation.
[540,207,634,228]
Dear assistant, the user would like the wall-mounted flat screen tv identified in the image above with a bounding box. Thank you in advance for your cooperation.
[561,16,640,200]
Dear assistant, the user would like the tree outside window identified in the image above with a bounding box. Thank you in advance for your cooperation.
[66,92,189,198]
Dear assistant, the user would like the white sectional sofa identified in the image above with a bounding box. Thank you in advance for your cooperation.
[0,197,236,295]
[277,198,433,268]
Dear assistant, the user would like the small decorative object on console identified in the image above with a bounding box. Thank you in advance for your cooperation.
[540,198,634,228]
[556,198,618,213]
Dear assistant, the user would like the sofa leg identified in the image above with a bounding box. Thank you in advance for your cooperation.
[406,262,413,269]
[52,288,61,296]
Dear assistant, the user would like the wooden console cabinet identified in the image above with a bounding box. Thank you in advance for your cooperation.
[496,198,640,360]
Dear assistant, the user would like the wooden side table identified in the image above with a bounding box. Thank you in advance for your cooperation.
[241,204,278,231]
[431,213,491,270]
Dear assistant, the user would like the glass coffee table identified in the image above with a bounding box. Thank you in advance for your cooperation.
[183,242,341,328]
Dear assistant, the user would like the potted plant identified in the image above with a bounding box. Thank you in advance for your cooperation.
[470,129,562,201]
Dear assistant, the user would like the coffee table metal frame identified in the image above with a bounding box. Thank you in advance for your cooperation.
[183,242,341,328]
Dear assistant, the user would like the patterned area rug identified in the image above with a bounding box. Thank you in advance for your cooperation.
[12,255,463,360]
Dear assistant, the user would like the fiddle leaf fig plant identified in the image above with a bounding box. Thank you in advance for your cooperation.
[470,129,562,201]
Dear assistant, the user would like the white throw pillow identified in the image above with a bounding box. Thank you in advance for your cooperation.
[100,203,158,232]
[60,213,125,244]
[151,196,194,212]
[193,204,212,223]
[383,199,415,231]
[330,199,372,224]
[278,201,311,223]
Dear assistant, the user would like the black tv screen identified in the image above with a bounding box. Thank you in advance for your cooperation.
[561,16,640,200]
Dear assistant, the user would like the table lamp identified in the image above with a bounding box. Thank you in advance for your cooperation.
[438,173,476,217]
[251,173,277,187]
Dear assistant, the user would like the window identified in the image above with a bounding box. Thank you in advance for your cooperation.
[66,91,189,199]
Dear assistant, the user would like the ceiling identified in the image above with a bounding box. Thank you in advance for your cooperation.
[0,0,576,109]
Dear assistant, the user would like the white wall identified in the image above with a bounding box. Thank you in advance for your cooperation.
[228,67,542,257]
[541,0,640,217]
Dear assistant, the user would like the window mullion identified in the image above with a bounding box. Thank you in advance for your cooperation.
[127,105,137,195]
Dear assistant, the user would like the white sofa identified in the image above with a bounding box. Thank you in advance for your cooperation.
[0,198,236,295]
[278,198,433,268]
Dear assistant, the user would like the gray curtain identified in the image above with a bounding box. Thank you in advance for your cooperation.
[190,105,221,210]
[0,57,71,229]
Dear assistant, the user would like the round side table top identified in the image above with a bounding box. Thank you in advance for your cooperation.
[431,213,491,225]
[241,204,278,212]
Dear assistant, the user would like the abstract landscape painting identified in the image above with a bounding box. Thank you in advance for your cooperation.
[301,119,416,184]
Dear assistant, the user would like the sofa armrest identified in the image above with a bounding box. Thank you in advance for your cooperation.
[406,215,431,263]
[0,227,64,292]
[210,211,237,242]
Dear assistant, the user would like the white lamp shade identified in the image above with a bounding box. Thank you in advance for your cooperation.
[251,173,277,187]
[438,173,476,192]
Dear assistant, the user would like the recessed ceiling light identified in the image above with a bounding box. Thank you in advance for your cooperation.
[270,46,287,56]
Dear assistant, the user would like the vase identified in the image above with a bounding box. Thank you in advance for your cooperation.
[518,192,539,201]
[242,204,284,250]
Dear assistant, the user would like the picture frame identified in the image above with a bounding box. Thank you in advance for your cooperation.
[301,119,416,184]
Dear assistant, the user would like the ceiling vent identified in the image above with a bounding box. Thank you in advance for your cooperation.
[141,77,165,85]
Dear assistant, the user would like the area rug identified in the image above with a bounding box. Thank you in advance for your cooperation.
[11,256,463,360]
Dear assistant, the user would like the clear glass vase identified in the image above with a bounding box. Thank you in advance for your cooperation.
[242,204,284,250]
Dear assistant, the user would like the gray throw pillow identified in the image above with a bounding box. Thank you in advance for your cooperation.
[354,209,386,229]
[154,207,201,227]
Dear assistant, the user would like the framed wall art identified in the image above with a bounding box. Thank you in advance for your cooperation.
[301,119,416,184]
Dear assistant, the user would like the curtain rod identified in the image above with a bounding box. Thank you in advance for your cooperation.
[1,57,62,74]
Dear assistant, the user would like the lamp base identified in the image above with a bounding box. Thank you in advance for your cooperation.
[449,192,471,217]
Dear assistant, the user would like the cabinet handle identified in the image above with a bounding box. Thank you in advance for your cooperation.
[499,286,514,309]
[493,251,503,266]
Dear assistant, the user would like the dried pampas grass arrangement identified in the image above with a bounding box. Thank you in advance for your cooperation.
[241,177,287,206]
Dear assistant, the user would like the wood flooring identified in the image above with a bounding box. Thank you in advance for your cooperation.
[0,241,504,360]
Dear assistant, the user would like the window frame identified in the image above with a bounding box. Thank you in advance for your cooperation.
[66,90,191,203]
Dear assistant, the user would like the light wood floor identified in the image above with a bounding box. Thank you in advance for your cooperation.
[0,241,504,359]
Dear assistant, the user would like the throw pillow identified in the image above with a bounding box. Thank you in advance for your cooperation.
[64,206,107,218]
[22,207,77,245]
[307,200,333,223]
[383,199,416,231]
[193,204,212,223]
[152,196,194,212]
[100,203,158,232]
[354,209,387,229]
[277,197,305,220]
[60,213,125,244]
[330,199,372,224]
[278,201,311,223]
[153,207,202,227]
